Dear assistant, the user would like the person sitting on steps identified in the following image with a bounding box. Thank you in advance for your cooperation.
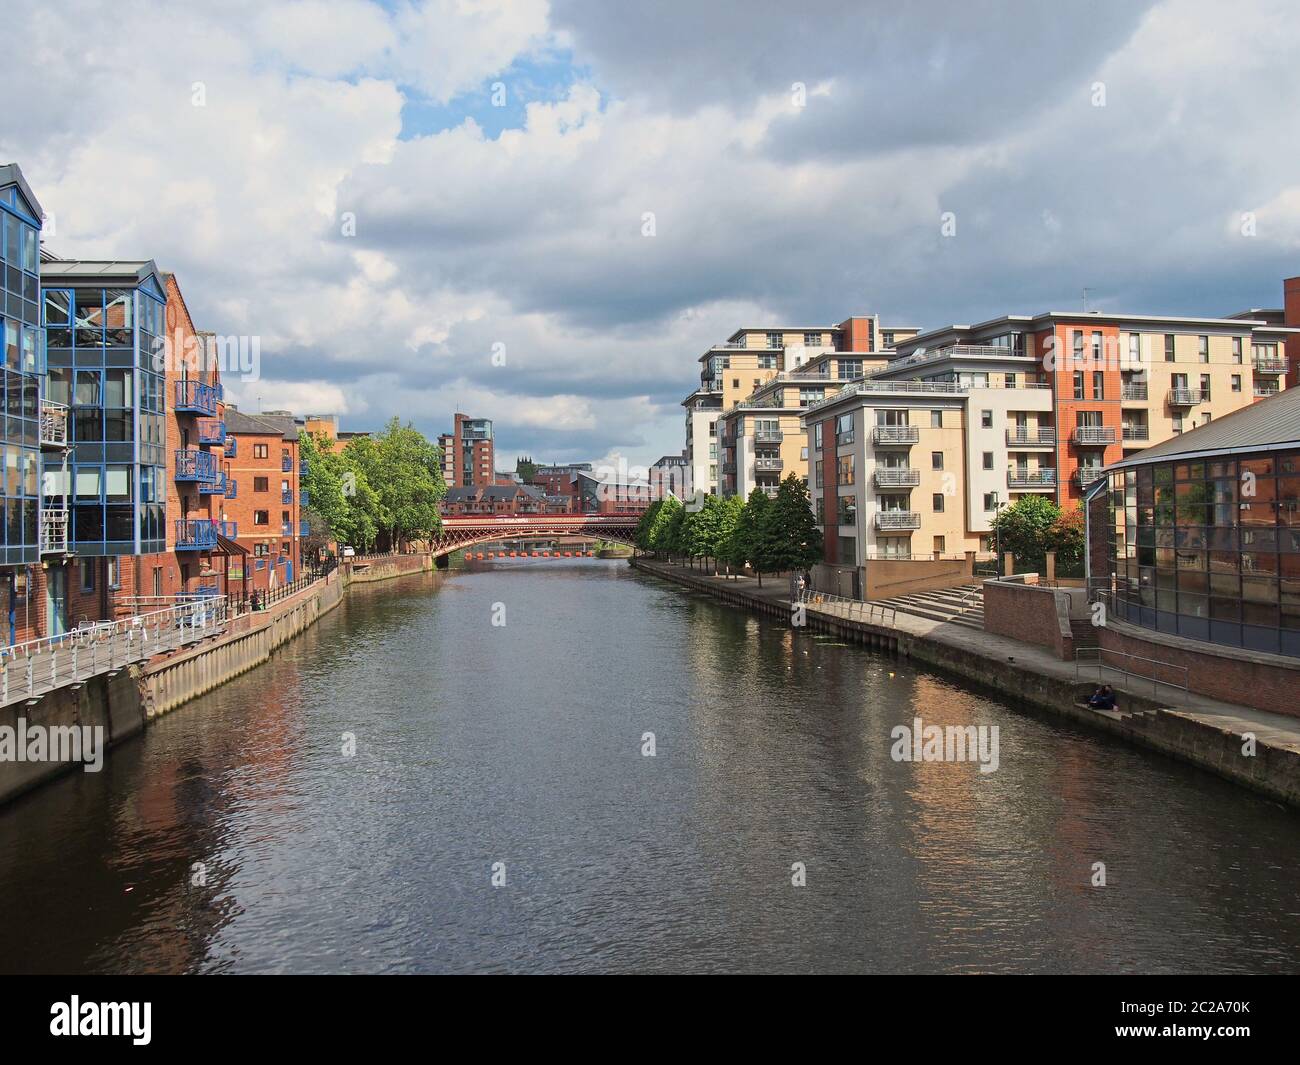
[1087,684,1117,710]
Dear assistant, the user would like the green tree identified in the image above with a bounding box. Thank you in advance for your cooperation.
[764,474,823,577]
[686,494,727,573]
[989,494,1061,573]
[369,418,446,549]
[634,499,664,553]
[516,456,538,483]
[647,495,682,558]
[729,487,773,585]
[1050,503,1086,578]
[713,495,745,577]
[663,499,687,561]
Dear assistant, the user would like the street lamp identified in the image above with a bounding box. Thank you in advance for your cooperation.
[991,491,1006,575]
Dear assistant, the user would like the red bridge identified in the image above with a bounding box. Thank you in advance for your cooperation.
[431,514,639,558]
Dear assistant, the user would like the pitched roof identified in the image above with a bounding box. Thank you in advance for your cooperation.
[1109,387,1300,469]
[225,408,300,440]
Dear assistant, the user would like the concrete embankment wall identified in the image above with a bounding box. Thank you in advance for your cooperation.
[0,553,435,806]
[631,557,1300,808]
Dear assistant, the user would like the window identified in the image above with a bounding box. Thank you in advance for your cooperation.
[815,460,824,488]
[152,568,162,599]
[1004,373,1016,389]
[1164,334,1176,362]
[840,359,863,379]
[79,558,95,593]
[813,422,823,451]
[1072,330,1084,366]
[254,476,268,492]
[1129,334,1141,362]
[930,410,943,428]
[800,446,808,460]
[731,379,739,390]
[815,496,824,524]
[882,330,895,347]
[1092,371,1104,400]
[982,452,994,470]
[1232,337,1243,363]
[803,332,821,346]
[1200,374,1211,401]
[837,494,856,525]
[757,355,776,369]
[836,455,854,485]
[1198,335,1209,362]
[1091,331,1102,364]
[1172,413,1184,435]
[1232,374,1242,392]
[983,493,997,512]
[934,536,946,554]
[981,409,992,429]
[835,412,854,445]
[254,510,269,525]
[1073,371,1084,400]
[931,451,943,470]
[106,557,118,589]
[932,493,945,512]
[766,332,781,349]
[254,443,268,459]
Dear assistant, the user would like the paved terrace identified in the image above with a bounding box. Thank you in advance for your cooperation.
[632,558,1300,759]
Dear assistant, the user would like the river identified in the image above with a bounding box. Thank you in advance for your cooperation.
[1,558,1297,974]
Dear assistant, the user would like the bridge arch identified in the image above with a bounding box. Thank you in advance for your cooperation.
[430,515,639,560]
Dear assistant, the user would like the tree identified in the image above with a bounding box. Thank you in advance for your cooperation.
[1050,504,1086,578]
[687,494,726,573]
[765,474,823,577]
[663,499,687,561]
[647,495,682,558]
[989,495,1060,573]
[634,499,664,553]
[713,495,745,577]
[728,487,773,585]
[516,456,538,483]
[368,418,446,549]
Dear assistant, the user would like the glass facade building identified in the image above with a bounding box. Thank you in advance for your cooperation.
[1103,449,1300,657]
[0,167,45,568]
[40,261,168,556]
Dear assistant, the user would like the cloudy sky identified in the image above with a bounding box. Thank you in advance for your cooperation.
[5,0,1299,471]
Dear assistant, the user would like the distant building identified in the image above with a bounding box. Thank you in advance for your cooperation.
[224,408,306,588]
[300,413,369,454]
[572,469,652,515]
[438,413,493,487]
[441,483,546,515]
[649,453,689,499]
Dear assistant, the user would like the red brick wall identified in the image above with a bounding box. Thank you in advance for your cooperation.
[1098,624,1300,718]
[224,429,300,587]
[1045,323,1123,504]
[836,316,873,352]
[1285,276,1300,388]
[983,579,1074,659]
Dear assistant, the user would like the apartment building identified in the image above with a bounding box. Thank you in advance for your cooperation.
[224,408,306,588]
[572,469,652,515]
[438,412,494,488]
[684,316,919,499]
[805,304,1297,583]
[301,413,369,455]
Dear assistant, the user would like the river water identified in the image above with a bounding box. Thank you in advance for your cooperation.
[1,558,1297,974]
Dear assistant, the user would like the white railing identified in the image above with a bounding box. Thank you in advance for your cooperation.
[873,425,921,445]
[1006,429,1056,446]
[0,597,230,707]
[805,378,967,414]
[876,510,921,530]
[874,468,921,486]
[40,399,69,448]
[799,588,896,627]
[1007,468,1056,487]
[1168,388,1205,406]
[39,508,68,555]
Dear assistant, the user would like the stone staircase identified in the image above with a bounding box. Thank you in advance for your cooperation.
[875,584,986,629]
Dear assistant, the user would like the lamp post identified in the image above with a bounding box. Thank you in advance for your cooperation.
[991,491,1006,575]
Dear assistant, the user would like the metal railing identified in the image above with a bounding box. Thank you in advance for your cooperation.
[1072,425,1116,444]
[197,417,226,444]
[874,467,920,486]
[1076,468,1107,487]
[176,518,218,549]
[1122,426,1149,441]
[40,399,69,447]
[1006,428,1055,446]
[754,457,783,471]
[753,429,784,443]
[1252,357,1286,373]
[799,588,896,626]
[1121,385,1148,401]
[175,448,217,482]
[875,510,921,530]
[174,379,220,415]
[1007,468,1056,488]
[0,597,229,707]
[1074,646,1189,700]
[1167,387,1205,406]
[873,425,921,445]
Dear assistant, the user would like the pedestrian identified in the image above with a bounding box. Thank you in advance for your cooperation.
[1087,684,1116,710]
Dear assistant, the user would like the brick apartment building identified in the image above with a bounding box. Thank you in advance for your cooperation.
[222,409,306,590]
[438,413,494,488]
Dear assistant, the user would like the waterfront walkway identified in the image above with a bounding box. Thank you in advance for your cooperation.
[633,558,1300,759]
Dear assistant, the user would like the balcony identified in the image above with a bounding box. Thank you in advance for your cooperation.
[225,477,238,499]
[754,457,783,472]
[722,461,736,474]
[175,518,218,551]
[198,471,227,496]
[218,521,238,539]
[753,429,784,444]
[174,379,220,416]
[873,425,920,446]
[300,458,309,477]
[281,522,292,536]
[196,417,226,445]
[300,488,309,506]
[1254,386,1281,398]
[1167,388,1205,406]
[1122,426,1150,441]
[39,508,68,555]
[874,467,920,487]
[1253,357,1286,374]
[1072,426,1116,445]
[175,448,217,483]
[281,456,292,472]
[281,488,292,505]
[1121,384,1148,401]
[39,400,68,449]
[1076,468,1107,488]
[875,510,921,531]
[299,520,310,538]
[1007,468,1056,489]
[224,437,237,459]
[1005,428,1055,447]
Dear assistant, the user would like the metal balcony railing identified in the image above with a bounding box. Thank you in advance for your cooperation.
[218,521,238,539]
[1253,357,1286,373]
[300,488,309,506]
[175,448,217,482]
[1007,468,1056,488]
[1076,468,1108,487]
[281,456,292,472]
[39,508,68,555]
[754,457,783,471]
[225,477,238,499]
[174,379,220,416]
[299,520,310,538]
[39,400,68,448]
[175,519,218,550]
[1072,426,1116,445]
[753,429,784,443]
[1121,385,1148,401]
[225,437,237,458]
[281,489,292,505]
[198,471,227,496]
[1167,388,1205,406]
[1254,386,1280,398]
[872,425,920,445]
[875,510,921,530]
[874,468,920,487]
[197,417,226,445]
[300,458,308,477]
[1122,426,1149,441]
[1005,428,1056,446]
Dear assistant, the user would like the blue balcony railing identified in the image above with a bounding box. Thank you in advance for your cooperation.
[281,489,292,505]
[174,380,220,416]
[197,417,226,445]
[175,519,218,550]
[281,522,292,536]
[299,488,309,506]
[281,456,292,472]
[194,584,220,598]
[217,520,238,539]
[175,448,217,482]
[225,477,237,499]
[225,437,237,459]
[299,520,309,538]
[198,471,226,495]
[299,458,309,477]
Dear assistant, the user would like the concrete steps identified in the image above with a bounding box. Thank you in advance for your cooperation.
[877,584,986,627]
